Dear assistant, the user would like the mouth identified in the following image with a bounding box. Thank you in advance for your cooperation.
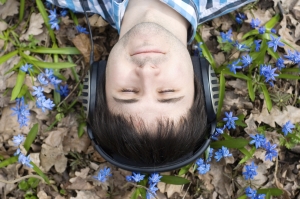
[131,48,165,56]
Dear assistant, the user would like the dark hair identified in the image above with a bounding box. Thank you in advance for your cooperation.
[89,72,207,166]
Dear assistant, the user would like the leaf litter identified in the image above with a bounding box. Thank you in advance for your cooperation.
[1,0,300,198]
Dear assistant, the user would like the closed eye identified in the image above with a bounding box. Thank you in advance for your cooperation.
[159,89,175,93]
[121,89,138,93]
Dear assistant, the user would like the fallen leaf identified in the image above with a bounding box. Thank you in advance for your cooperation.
[0,21,8,32]
[37,191,51,199]
[0,0,19,19]
[88,14,108,27]
[20,13,44,41]
[40,143,68,173]
[0,55,20,91]
[63,126,90,153]
[252,101,300,127]
[70,190,100,199]
[44,128,68,147]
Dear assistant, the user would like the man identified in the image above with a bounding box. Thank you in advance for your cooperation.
[48,0,254,166]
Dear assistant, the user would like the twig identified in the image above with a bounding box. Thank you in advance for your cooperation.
[182,182,192,199]
[0,174,45,184]
[292,80,298,106]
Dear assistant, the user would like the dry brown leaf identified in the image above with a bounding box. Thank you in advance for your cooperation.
[252,102,300,127]
[37,191,51,199]
[0,21,8,32]
[20,13,44,41]
[0,55,20,91]
[40,143,68,173]
[227,79,248,96]
[63,126,90,153]
[72,34,101,64]
[88,14,108,27]
[244,9,273,26]
[0,0,19,19]
[164,184,182,198]
[68,168,93,191]
[212,15,233,31]
[44,128,68,147]
[70,190,100,199]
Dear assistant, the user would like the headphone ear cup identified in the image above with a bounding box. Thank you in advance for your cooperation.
[81,60,107,119]
[191,56,219,124]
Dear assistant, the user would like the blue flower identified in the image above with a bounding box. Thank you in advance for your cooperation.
[42,98,55,111]
[282,121,295,136]
[276,57,285,70]
[241,54,253,68]
[263,141,278,161]
[11,97,30,128]
[237,13,246,20]
[254,40,262,52]
[48,9,58,21]
[49,76,62,88]
[36,96,55,112]
[32,86,44,97]
[260,64,278,86]
[146,183,159,199]
[20,63,33,73]
[76,25,89,34]
[50,19,60,30]
[243,161,258,180]
[227,59,242,74]
[60,9,68,17]
[284,50,300,64]
[267,35,284,52]
[235,16,243,24]
[223,112,239,129]
[250,18,261,28]
[211,126,225,140]
[12,135,24,146]
[18,153,33,168]
[45,2,52,9]
[233,41,250,51]
[271,28,276,34]
[245,187,257,198]
[256,194,266,199]
[249,134,266,149]
[214,146,232,162]
[45,68,54,78]
[130,173,145,183]
[207,148,214,162]
[93,167,112,182]
[126,176,133,182]
[37,73,49,85]
[14,148,21,156]
[59,85,69,97]
[149,173,162,184]
[197,161,210,174]
[258,26,266,34]
[220,29,233,43]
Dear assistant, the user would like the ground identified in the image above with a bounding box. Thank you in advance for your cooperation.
[0,0,300,198]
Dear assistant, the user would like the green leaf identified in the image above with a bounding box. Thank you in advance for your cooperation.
[210,138,249,149]
[19,0,25,22]
[23,123,39,152]
[17,84,29,98]
[247,79,255,101]
[242,29,259,39]
[281,68,300,73]
[257,188,283,196]
[238,146,256,164]
[31,162,50,184]
[78,122,86,138]
[222,71,251,81]
[160,175,190,185]
[0,156,18,168]
[0,0,7,4]
[18,180,30,191]
[265,14,280,29]
[130,189,140,199]
[277,74,300,80]
[194,33,217,70]
[237,195,247,199]
[0,50,18,65]
[28,47,81,55]
[261,84,272,112]
[11,71,26,101]
[217,72,225,120]
[235,114,247,127]
[178,163,192,176]
[28,177,40,189]
[30,60,76,69]
[267,48,280,59]
[252,39,268,66]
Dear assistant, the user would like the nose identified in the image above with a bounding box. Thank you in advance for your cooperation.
[134,56,161,77]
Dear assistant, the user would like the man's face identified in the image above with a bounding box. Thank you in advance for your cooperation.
[106,23,194,127]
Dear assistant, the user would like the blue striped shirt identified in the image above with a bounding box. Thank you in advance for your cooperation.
[47,0,255,44]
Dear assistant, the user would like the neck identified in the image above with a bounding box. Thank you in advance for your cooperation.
[119,0,189,46]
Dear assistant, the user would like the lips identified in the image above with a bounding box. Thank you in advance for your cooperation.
[131,48,164,56]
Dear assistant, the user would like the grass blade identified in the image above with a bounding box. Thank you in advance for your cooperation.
[29,47,81,55]
[0,50,18,65]
[247,79,255,101]
[31,60,76,69]
[11,71,26,101]
[217,71,225,120]
[23,123,39,152]
[261,84,272,112]
[161,175,190,185]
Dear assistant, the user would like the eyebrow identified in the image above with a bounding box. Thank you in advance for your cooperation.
[113,96,184,104]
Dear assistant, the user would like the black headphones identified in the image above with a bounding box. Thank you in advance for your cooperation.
[79,1,219,173]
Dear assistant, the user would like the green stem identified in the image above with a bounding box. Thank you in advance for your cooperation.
[0,174,44,184]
